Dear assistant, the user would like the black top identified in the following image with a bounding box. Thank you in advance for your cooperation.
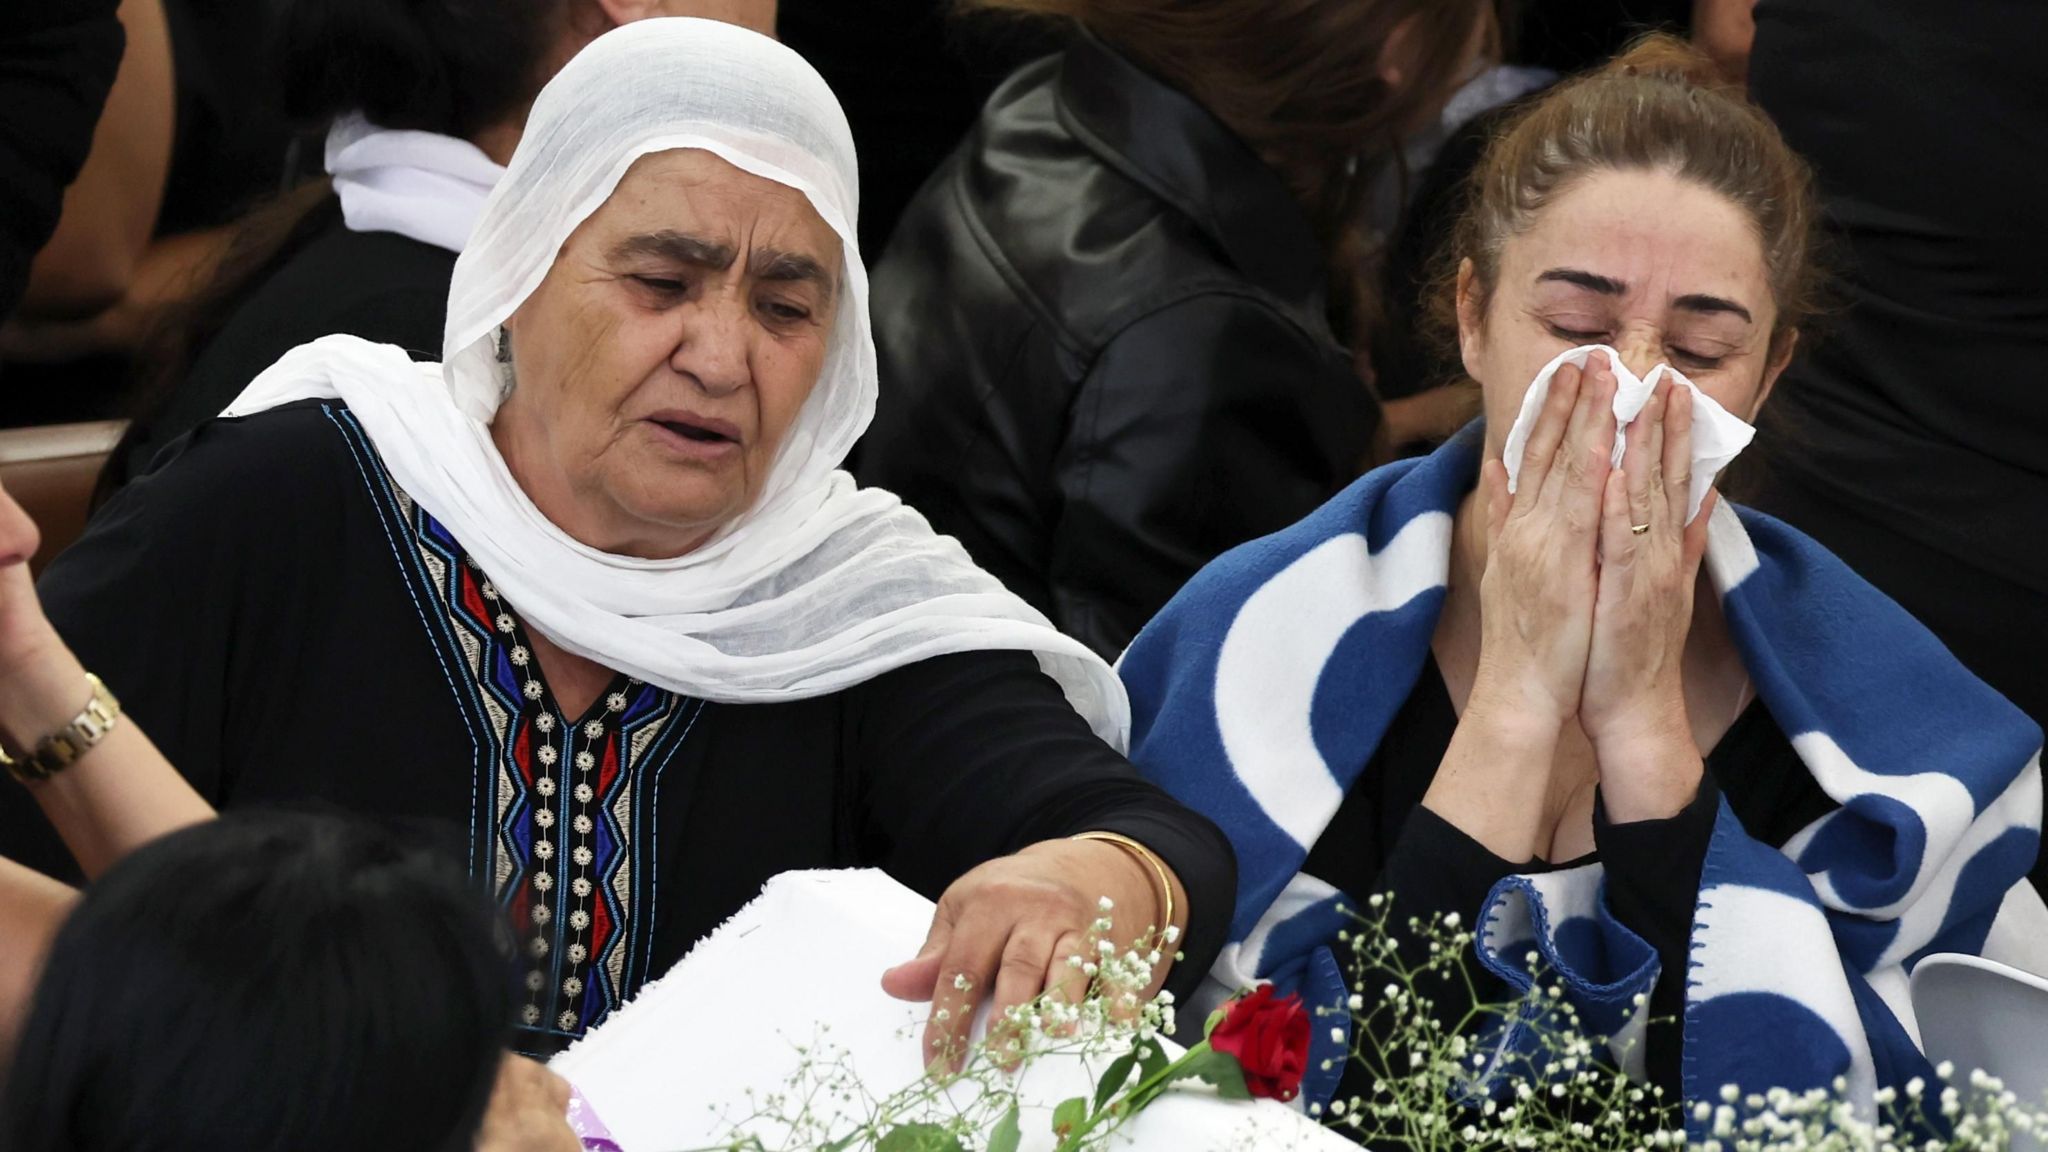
[0,0,302,428]
[859,35,1377,660]
[1372,96,1544,406]
[1304,657,1835,1102]
[157,0,298,234]
[8,401,1235,1057]
[103,210,456,492]
[775,0,1059,260]
[0,0,124,323]
[1746,0,2048,728]
[1507,0,1690,75]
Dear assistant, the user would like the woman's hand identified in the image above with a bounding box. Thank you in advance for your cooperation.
[1469,353,1618,728]
[1423,355,1616,860]
[472,1055,581,1152]
[0,473,57,676]
[1580,377,1711,821]
[880,839,1180,1073]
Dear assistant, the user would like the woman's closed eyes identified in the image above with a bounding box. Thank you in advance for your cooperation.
[627,273,816,328]
[1540,322,1729,371]
[629,273,689,299]
[758,299,812,324]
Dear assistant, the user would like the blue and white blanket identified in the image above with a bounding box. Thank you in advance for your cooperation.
[1120,424,2046,1119]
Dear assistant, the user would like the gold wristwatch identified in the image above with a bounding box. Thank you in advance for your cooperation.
[0,673,121,786]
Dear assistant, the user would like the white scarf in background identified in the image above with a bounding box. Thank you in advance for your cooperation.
[228,19,1131,748]
[325,112,506,254]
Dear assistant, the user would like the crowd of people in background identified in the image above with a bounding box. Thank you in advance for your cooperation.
[0,0,2042,1148]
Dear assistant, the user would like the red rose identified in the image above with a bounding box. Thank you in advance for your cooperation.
[1207,985,1311,1102]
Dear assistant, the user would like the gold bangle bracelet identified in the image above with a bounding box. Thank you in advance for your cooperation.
[1068,830,1176,941]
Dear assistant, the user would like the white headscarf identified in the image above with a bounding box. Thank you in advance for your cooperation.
[224,18,1130,747]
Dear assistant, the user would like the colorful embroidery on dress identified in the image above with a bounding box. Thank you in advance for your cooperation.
[335,410,702,1055]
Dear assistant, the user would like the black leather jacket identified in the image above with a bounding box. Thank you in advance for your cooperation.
[859,35,1376,659]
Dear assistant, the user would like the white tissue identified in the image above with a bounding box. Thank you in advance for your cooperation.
[1501,344,1754,524]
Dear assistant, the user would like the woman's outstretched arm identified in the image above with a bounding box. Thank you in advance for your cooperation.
[0,474,211,880]
[0,469,201,1056]
[0,856,73,1053]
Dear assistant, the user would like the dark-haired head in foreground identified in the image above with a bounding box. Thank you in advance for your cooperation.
[0,811,513,1152]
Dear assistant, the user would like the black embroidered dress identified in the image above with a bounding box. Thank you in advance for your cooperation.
[6,401,1236,1057]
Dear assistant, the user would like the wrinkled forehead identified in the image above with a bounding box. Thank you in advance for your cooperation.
[1502,169,1774,317]
[581,149,846,287]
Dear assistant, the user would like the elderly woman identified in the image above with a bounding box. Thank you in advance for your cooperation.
[5,18,1233,1063]
[1119,37,2046,1118]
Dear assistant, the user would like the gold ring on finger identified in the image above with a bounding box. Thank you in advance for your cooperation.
[1630,523,1651,536]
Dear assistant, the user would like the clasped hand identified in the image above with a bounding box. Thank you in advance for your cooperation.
[1471,351,1712,822]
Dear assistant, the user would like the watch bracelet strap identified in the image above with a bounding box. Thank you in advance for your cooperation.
[0,672,121,784]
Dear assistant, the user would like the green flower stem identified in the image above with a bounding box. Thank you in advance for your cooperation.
[1051,1041,1213,1152]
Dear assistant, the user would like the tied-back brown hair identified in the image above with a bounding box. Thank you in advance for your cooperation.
[959,0,1489,328]
[1434,33,1822,363]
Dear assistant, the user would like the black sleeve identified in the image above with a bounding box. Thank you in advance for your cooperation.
[1342,781,1714,1107]
[1341,806,1525,1095]
[846,649,1236,997]
[2,405,352,878]
[1593,778,1719,1102]
[0,0,125,320]
[1377,805,1531,924]
[1050,295,1376,658]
